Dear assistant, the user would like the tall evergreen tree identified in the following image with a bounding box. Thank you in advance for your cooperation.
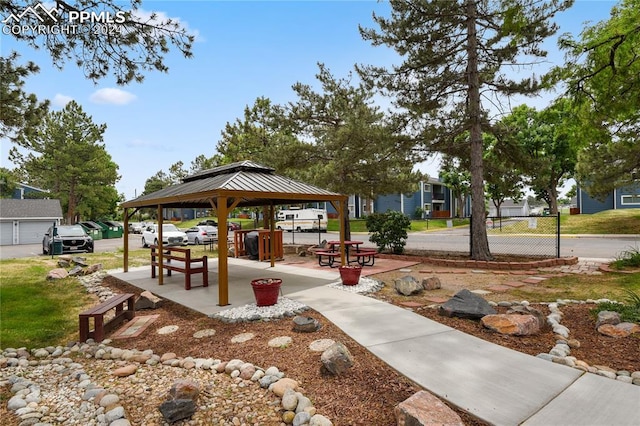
[358,0,572,260]
[0,53,49,143]
[289,64,422,200]
[9,101,120,223]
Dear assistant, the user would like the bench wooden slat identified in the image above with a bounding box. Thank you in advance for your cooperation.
[150,245,208,290]
[79,293,135,343]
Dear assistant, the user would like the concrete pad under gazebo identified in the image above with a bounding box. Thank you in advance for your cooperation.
[120,161,349,306]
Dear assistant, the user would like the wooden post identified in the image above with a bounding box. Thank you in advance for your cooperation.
[123,208,129,272]
[217,196,229,306]
[157,205,163,286]
[269,204,275,267]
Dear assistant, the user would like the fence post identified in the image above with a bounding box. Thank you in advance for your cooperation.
[556,212,561,258]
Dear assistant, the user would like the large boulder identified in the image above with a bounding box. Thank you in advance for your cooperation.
[596,311,620,329]
[394,275,423,296]
[439,289,496,319]
[481,314,540,336]
[135,291,163,310]
[395,391,464,426]
[320,342,354,376]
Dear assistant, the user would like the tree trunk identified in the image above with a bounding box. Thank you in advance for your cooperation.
[466,0,492,260]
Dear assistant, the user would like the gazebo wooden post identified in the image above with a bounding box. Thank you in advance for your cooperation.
[157,205,164,286]
[123,208,129,272]
[217,196,229,306]
[269,203,275,267]
[339,199,347,266]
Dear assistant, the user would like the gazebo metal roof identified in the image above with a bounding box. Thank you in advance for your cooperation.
[121,160,345,209]
[120,160,349,306]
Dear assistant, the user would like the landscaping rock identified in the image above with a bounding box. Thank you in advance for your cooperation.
[481,314,540,336]
[439,289,496,319]
[394,275,423,296]
[422,276,442,290]
[46,268,68,280]
[135,290,163,310]
[292,315,322,333]
[596,311,621,328]
[158,399,196,423]
[395,390,463,426]
[320,342,353,376]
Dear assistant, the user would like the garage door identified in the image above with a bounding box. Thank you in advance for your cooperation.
[19,221,49,244]
[0,221,13,245]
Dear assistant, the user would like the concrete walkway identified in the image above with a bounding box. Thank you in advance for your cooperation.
[288,285,640,426]
[111,258,640,425]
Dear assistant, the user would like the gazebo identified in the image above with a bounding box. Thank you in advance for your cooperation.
[120,161,349,305]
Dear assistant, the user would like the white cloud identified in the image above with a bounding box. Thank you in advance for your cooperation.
[52,93,73,107]
[90,88,137,105]
[134,8,202,42]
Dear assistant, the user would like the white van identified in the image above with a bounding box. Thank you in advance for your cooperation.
[276,208,328,232]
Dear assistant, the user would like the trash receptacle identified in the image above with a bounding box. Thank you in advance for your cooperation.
[244,231,259,260]
[78,221,103,240]
[51,240,63,255]
[96,221,123,238]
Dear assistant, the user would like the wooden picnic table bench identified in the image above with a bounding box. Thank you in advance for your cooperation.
[150,245,208,290]
[79,293,135,342]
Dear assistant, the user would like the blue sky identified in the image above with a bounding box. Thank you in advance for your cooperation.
[1,0,616,200]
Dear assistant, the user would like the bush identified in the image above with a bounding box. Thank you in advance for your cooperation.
[592,289,640,324]
[611,245,640,269]
[365,211,411,254]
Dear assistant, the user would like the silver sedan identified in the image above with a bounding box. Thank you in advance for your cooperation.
[184,225,218,245]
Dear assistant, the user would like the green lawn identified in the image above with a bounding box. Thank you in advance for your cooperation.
[0,249,151,349]
[561,209,640,234]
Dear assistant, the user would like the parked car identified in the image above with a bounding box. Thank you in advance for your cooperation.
[185,225,218,245]
[198,219,241,231]
[42,225,94,254]
[128,222,146,234]
[141,223,188,247]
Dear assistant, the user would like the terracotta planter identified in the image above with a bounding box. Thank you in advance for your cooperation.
[339,266,362,286]
[250,278,282,306]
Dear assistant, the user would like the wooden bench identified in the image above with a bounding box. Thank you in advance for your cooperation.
[355,249,378,266]
[79,293,135,342]
[316,250,341,267]
[150,245,208,290]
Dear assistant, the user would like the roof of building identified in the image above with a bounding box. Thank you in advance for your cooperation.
[121,160,347,209]
[0,199,63,219]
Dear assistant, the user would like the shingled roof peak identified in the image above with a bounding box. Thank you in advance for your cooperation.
[182,160,275,183]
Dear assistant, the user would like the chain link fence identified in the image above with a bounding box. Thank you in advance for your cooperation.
[475,214,560,258]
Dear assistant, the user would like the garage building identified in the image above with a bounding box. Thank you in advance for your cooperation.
[0,199,63,245]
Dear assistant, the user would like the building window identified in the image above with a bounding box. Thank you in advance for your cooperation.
[621,194,640,205]
[423,203,431,213]
[423,183,431,193]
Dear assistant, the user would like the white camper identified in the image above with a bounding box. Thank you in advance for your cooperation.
[275,208,328,232]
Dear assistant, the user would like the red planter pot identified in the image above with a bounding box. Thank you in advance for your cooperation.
[339,266,362,286]
[250,278,282,306]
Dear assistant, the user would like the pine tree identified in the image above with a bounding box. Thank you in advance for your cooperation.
[358,0,572,260]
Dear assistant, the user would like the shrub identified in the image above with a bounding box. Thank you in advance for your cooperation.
[592,289,640,324]
[365,211,411,254]
[611,245,640,269]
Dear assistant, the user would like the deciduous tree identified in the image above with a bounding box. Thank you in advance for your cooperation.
[553,0,640,197]
[358,0,572,260]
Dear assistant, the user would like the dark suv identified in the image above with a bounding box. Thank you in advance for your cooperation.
[42,225,94,254]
